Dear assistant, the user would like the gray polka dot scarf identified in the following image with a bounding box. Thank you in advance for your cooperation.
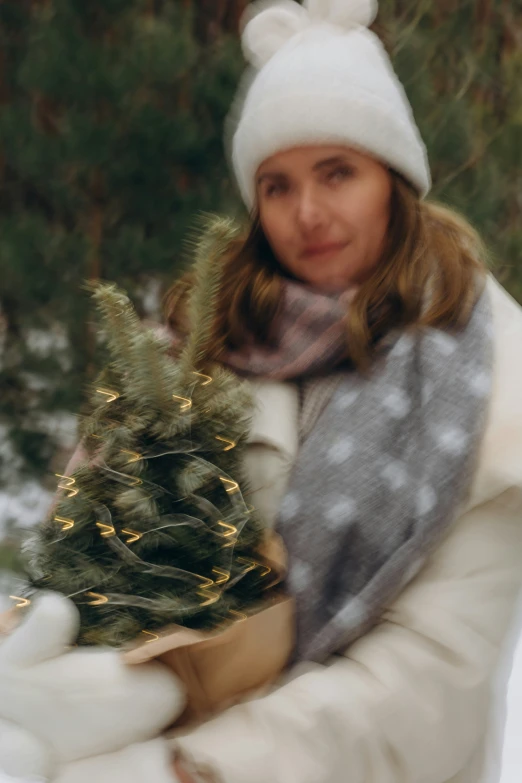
[223,281,493,663]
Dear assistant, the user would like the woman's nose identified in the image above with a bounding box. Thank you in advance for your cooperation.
[295,187,327,234]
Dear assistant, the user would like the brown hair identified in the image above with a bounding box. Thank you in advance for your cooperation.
[164,173,487,370]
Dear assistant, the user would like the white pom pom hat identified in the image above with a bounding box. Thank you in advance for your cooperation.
[231,0,431,211]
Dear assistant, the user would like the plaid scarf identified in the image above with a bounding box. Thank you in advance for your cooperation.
[221,280,355,380]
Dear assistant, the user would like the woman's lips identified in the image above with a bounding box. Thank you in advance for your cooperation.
[301,242,348,258]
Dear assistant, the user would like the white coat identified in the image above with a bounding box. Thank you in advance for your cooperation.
[169,276,522,783]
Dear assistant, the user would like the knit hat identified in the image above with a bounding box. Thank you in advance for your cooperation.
[230,0,431,210]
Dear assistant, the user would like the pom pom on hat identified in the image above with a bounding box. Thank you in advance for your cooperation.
[307,0,378,28]
[243,0,378,69]
[242,1,309,69]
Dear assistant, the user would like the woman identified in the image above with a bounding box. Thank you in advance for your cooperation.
[1,1,522,782]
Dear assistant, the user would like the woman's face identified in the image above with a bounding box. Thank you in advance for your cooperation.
[256,145,393,293]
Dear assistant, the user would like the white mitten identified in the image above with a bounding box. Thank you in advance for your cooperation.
[0,593,186,773]
[53,738,178,783]
[0,718,52,781]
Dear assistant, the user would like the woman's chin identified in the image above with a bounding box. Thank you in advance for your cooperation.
[304,278,352,294]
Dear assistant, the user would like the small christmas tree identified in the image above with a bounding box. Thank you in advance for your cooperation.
[24,217,275,646]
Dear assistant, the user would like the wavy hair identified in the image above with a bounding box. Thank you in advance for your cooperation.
[164,173,487,370]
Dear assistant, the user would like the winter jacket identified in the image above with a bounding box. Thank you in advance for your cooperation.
[168,276,522,783]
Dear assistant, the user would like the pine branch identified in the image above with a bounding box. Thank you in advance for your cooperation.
[178,214,240,382]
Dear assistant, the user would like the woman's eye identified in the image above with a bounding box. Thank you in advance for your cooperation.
[265,182,287,198]
[326,166,354,183]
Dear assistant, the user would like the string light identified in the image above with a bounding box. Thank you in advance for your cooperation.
[86,592,109,606]
[218,521,237,538]
[198,589,221,607]
[55,474,79,498]
[55,515,75,531]
[121,450,142,464]
[122,528,142,544]
[141,630,160,643]
[236,557,271,578]
[215,436,236,451]
[229,609,247,622]
[172,394,193,411]
[96,388,120,403]
[10,596,30,609]
[196,573,221,606]
[96,522,116,537]
[212,567,230,584]
[237,557,257,575]
[220,477,239,494]
[193,372,213,386]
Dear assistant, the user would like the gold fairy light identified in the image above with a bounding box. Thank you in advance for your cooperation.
[197,574,220,606]
[86,592,109,606]
[237,557,257,575]
[122,528,142,544]
[10,596,31,609]
[96,521,116,537]
[141,630,160,643]
[236,556,271,579]
[215,436,236,451]
[212,567,230,584]
[229,609,247,622]
[121,450,142,464]
[193,372,213,386]
[125,476,143,487]
[172,394,193,411]
[220,477,239,494]
[55,474,79,498]
[55,474,75,485]
[198,589,221,607]
[96,388,120,403]
[218,520,237,538]
[55,516,75,531]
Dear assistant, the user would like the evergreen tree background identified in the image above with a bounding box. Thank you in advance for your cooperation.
[0,0,521,521]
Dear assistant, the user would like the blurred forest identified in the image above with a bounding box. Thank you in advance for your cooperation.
[0,0,521,513]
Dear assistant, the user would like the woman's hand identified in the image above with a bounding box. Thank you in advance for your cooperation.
[0,717,53,781]
[0,592,186,777]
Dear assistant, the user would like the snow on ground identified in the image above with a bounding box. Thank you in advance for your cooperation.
[0,411,77,532]
[0,482,53,531]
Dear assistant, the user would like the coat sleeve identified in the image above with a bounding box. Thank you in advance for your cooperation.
[170,487,522,783]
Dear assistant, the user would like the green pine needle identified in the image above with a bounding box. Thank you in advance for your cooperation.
[24,216,276,648]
